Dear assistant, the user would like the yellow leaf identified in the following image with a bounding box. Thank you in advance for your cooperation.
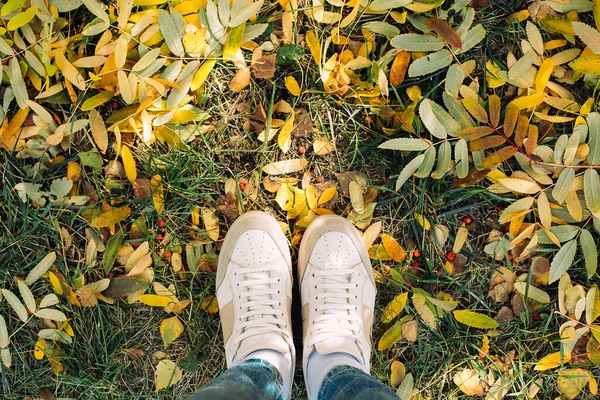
[378,315,411,351]
[509,93,544,110]
[191,59,217,91]
[557,368,594,399]
[200,295,219,314]
[318,187,336,205]
[285,76,301,96]
[313,136,333,156]
[223,23,246,59]
[155,359,182,392]
[462,98,488,124]
[277,113,294,153]
[535,58,554,93]
[390,360,406,388]
[452,227,468,254]
[570,55,600,74]
[151,175,165,215]
[305,30,321,66]
[306,185,317,210]
[414,213,431,230]
[389,51,411,87]
[498,178,541,194]
[2,107,29,139]
[81,90,115,111]
[381,292,408,324]
[54,51,86,91]
[48,272,64,295]
[453,310,499,329]
[381,234,406,262]
[7,6,37,31]
[534,351,571,370]
[91,207,132,229]
[137,294,173,307]
[34,338,46,360]
[413,293,437,330]
[160,316,184,348]
[121,145,137,183]
[89,109,108,153]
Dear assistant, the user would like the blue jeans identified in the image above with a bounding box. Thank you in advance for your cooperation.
[187,359,397,400]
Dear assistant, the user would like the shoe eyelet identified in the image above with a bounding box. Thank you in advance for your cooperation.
[355,295,358,299]
[355,284,359,287]
[314,285,317,289]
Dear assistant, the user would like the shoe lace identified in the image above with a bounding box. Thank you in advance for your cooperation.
[306,269,361,348]
[233,265,288,345]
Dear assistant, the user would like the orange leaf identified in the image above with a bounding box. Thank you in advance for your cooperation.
[389,51,411,86]
[482,146,518,169]
[229,66,251,92]
[381,234,406,262]
[468,136,506,152]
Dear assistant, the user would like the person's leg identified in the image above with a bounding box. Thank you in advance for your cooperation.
[186,359,284,400]
[317,365,397,400]
[188,212,296,399]
[298,215,395,399]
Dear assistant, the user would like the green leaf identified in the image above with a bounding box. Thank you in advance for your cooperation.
[81,90,114,111]
[159,9,185,57]
[456,25,485,53]
[549,239,578,284]
[537,225,580,244]
[390,34,445,51]
[34,308,67,321]
[104,231,124,274]
[572,21,600,55]
[81,0,109,25]
[508,53,534,80]
[552,168,575,205]
[408,49,452,77]
[453,310,499,329]
[1,289,28,322]
[50,179,73,200]
[229,0,263,28]
[378,138,431,152]
[584,168,600,215]
[514,282,551,304]
[419,99,447,139]
[369,0,412,11]
[7,6,38,31]
[363,21,400,38]
[395,154,425,191]
[588,112,600,165]
[445,63,466,97]
[78,150,104,170]
[101,276,151,297]
[414,146,437,178]
[580,229,598,278]
[455,139,469,179]
[26,252,56,286]
[0,315,8,348]
[396,372,414,400]
[431,140,452,179]
[223,22,246,59]
[1,0,26,16]
[17,280,35,313]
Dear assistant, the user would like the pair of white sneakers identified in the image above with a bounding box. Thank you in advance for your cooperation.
[215,211,376,399]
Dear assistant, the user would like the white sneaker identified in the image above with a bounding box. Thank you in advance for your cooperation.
[298,215,376,395]
[216,211,295,398]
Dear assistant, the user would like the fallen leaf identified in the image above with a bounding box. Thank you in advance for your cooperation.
[454,368,485,396]
[155,359,182,392]
[160,316,184,348]
[313,136,333,155]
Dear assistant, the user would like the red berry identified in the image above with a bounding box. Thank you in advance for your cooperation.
[533,313,541,321]
[411,261,420,269]
[431,284,438,291]
[497,205,504,211]
[164,251,172,258]
[239,182,246,190]
[298,146,306,155]
[157,233,164,240]
[112,101,119,109]
[157,220,165,228]
[463,216,472,224]
[446,251,456,261]
[413,250,421,258]
[315,177,323,183]
[385,176,390,183]
[508,253,514,261]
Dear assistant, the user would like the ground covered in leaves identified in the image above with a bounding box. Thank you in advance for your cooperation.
[2,0,600,398]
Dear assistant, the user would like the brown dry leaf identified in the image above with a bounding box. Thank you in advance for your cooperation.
[335,171,367,196]
[426,17,462,48]
[229,66,251,92]
[292,108,314,137]
[313,136,333,155]
[401,320,418,342]
[252,54,276,79]
[453,368,485,396]
[202,208,219,241]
